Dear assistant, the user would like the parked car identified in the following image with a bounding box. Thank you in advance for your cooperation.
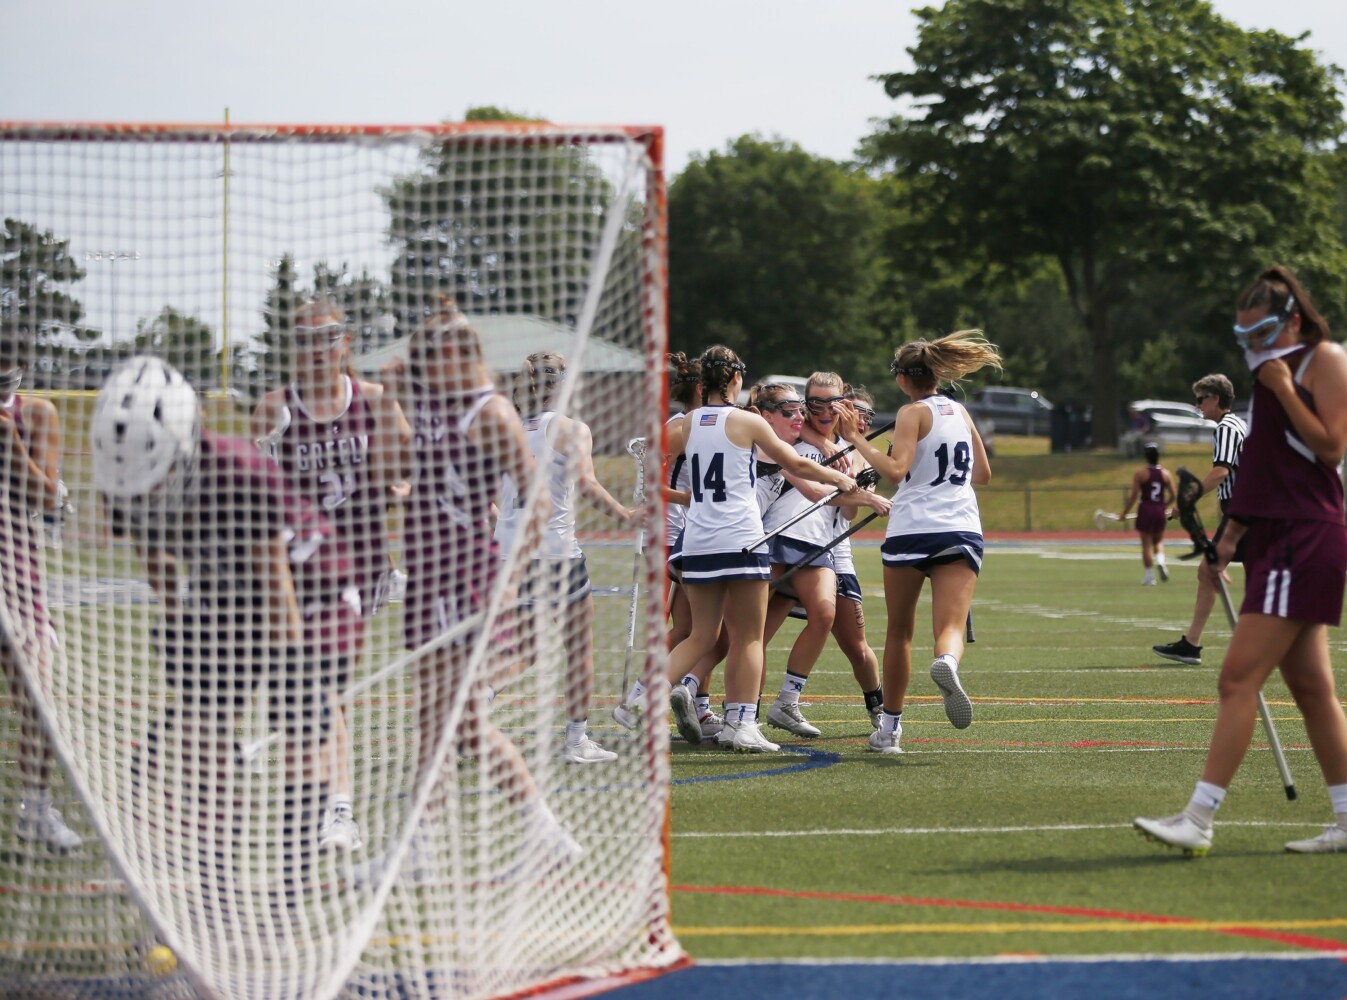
[964,386,1054,436]
[1120,399,1217,455]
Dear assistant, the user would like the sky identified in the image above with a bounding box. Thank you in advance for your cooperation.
[4,0,1345,176]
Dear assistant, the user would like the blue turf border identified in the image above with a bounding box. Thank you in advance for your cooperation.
[599,956,1347,1000]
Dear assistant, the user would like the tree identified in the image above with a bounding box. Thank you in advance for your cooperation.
[134,307,218,388]
[253,254,302,391]
[668,136,889,382]
[1,218,95,372]
[866,0,1347,445]
[382,106,625,327]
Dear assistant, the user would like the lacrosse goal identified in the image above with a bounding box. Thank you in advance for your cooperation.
[0,121,677,1000]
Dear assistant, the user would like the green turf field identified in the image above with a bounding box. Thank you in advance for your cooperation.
[664,541,1346,961]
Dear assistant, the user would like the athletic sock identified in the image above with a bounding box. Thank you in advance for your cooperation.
[1185,781,1226,826]
[695,694,711,717]
[863,688,883,714]
[880,710,902,734]
[933,652,958,670]
[678,673,699,694]
[626,679,648,707]
[777,670,807,706]
[1328,783,1347,828]
[20,789,52,816]
[327,793,353,819]
[724,702,758,726]
[565,720,588,747]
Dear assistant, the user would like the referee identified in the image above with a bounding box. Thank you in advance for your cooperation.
[1152,374,1247,665]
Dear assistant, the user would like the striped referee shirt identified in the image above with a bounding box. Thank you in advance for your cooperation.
[1212,411,1247,505]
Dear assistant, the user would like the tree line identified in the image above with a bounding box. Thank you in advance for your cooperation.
[4,1,1345,446]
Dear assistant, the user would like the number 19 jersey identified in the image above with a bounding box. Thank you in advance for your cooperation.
[887,395,982,539]
[681,406,764,556]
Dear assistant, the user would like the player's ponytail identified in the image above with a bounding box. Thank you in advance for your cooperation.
[890,330,1002,391]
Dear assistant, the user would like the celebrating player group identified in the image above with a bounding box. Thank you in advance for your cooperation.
[615,330,1002,755]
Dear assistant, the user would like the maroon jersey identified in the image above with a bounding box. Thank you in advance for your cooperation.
[1135,465,1168,533]
[268,377,388,616]
[403,384,503,650]
[1228,346,1346,526]
[109,430,359,660]
[1,395,49,654]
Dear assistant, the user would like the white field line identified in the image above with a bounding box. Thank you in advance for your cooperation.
[672,820,1322,839]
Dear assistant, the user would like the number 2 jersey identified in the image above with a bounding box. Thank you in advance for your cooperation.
[886,394,982,539]
[679,405,764,556]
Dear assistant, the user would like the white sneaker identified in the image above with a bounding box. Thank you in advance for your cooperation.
[869,706,883,730]
[766,700,821,738]
[560,737,618,764]
[387,568,408,603]
[612,701,640,730]
[1142,572,1156,586]
[669,686,704,745]
[1134,812,1213,856]
[317,809,363,853]
[16,803,83,854]
[1156,563,1169,583]
[868,724,903,754]
[699,711,725,742]
[930,657,973,729]
[1285,824,1347,854]
[731,720,780,754]
[716,718,738,749]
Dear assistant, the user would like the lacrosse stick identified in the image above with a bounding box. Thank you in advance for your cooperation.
[1174,467,1296,801]
[1093,509,1137,530]
[775,420,894,501]
[743,468,879,554]
[619,437,647,699]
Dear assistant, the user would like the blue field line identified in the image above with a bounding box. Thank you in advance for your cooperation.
[671,745,840,785]
[602,954,1347,1000]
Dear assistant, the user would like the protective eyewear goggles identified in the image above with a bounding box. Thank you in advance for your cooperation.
[294,322,347,349]
[851,402,875,423]
[804,394,846,415]
[1233,294,1296,351]
[762,399,805,417]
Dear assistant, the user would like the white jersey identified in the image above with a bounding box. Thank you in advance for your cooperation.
[887,395,982,538]
[679,406,764,557]
[831,506,856,576]
[495,410,582,559]
[664,413,691,547]
[761,440,834,548]
[754,452,788,517]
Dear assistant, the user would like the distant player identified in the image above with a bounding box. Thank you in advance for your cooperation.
[252,300,413,851]
[1153,375,1247,664]
[0,333,82,853]
[494,351,635,764]
[91,357,362,854]
[1120,443,1175,586]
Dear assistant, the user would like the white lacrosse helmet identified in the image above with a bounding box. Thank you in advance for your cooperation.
[90,357,200,500]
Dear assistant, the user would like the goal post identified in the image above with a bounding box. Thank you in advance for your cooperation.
[0,122,679,1000]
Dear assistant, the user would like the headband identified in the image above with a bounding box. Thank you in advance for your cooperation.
[890,359,931,377]
[703,358,747,373]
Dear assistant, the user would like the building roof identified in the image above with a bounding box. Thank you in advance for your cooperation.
[349,313,644,376]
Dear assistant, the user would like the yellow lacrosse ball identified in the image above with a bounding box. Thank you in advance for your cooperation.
[148,945,177,975]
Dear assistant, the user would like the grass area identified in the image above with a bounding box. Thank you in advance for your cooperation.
[666,542,1345,960]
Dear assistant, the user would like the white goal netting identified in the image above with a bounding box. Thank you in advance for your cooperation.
[0,122,677,1000]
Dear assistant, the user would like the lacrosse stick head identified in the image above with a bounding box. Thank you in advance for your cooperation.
[627,436,647,504]
[626,436,647,460]
[1174,466,1214,562]
[855,467,881,491]
[1092,509,1115,531]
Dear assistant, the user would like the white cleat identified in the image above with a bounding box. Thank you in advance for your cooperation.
[612,701,640,730]
[699,711,725,743]
[669,686,704,745]
[930,657,973,729]
[317,809,364,853]
[387,568,408,603]
[730,720,780,754]
[16,803,83,854]
[766,700,821,738]
[868,723,903,755]
[560,737,618,764]
[1156,563,1169,583]
[1134,812,1212,857]
[1285,824,1347,854]
[869,706,883,730]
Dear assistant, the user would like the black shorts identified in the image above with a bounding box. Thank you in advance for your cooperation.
[518,556,593,607]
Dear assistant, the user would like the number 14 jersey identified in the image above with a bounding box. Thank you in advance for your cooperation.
[681,406,765,556]
[887,394,983,539]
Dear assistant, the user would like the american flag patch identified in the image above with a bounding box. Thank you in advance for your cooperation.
[700,412,719,426]
[937,402,954,415]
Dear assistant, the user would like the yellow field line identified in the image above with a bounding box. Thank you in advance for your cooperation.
[675,918,1347,938]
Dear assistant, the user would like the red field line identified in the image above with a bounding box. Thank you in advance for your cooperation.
[672,884,1347,956]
